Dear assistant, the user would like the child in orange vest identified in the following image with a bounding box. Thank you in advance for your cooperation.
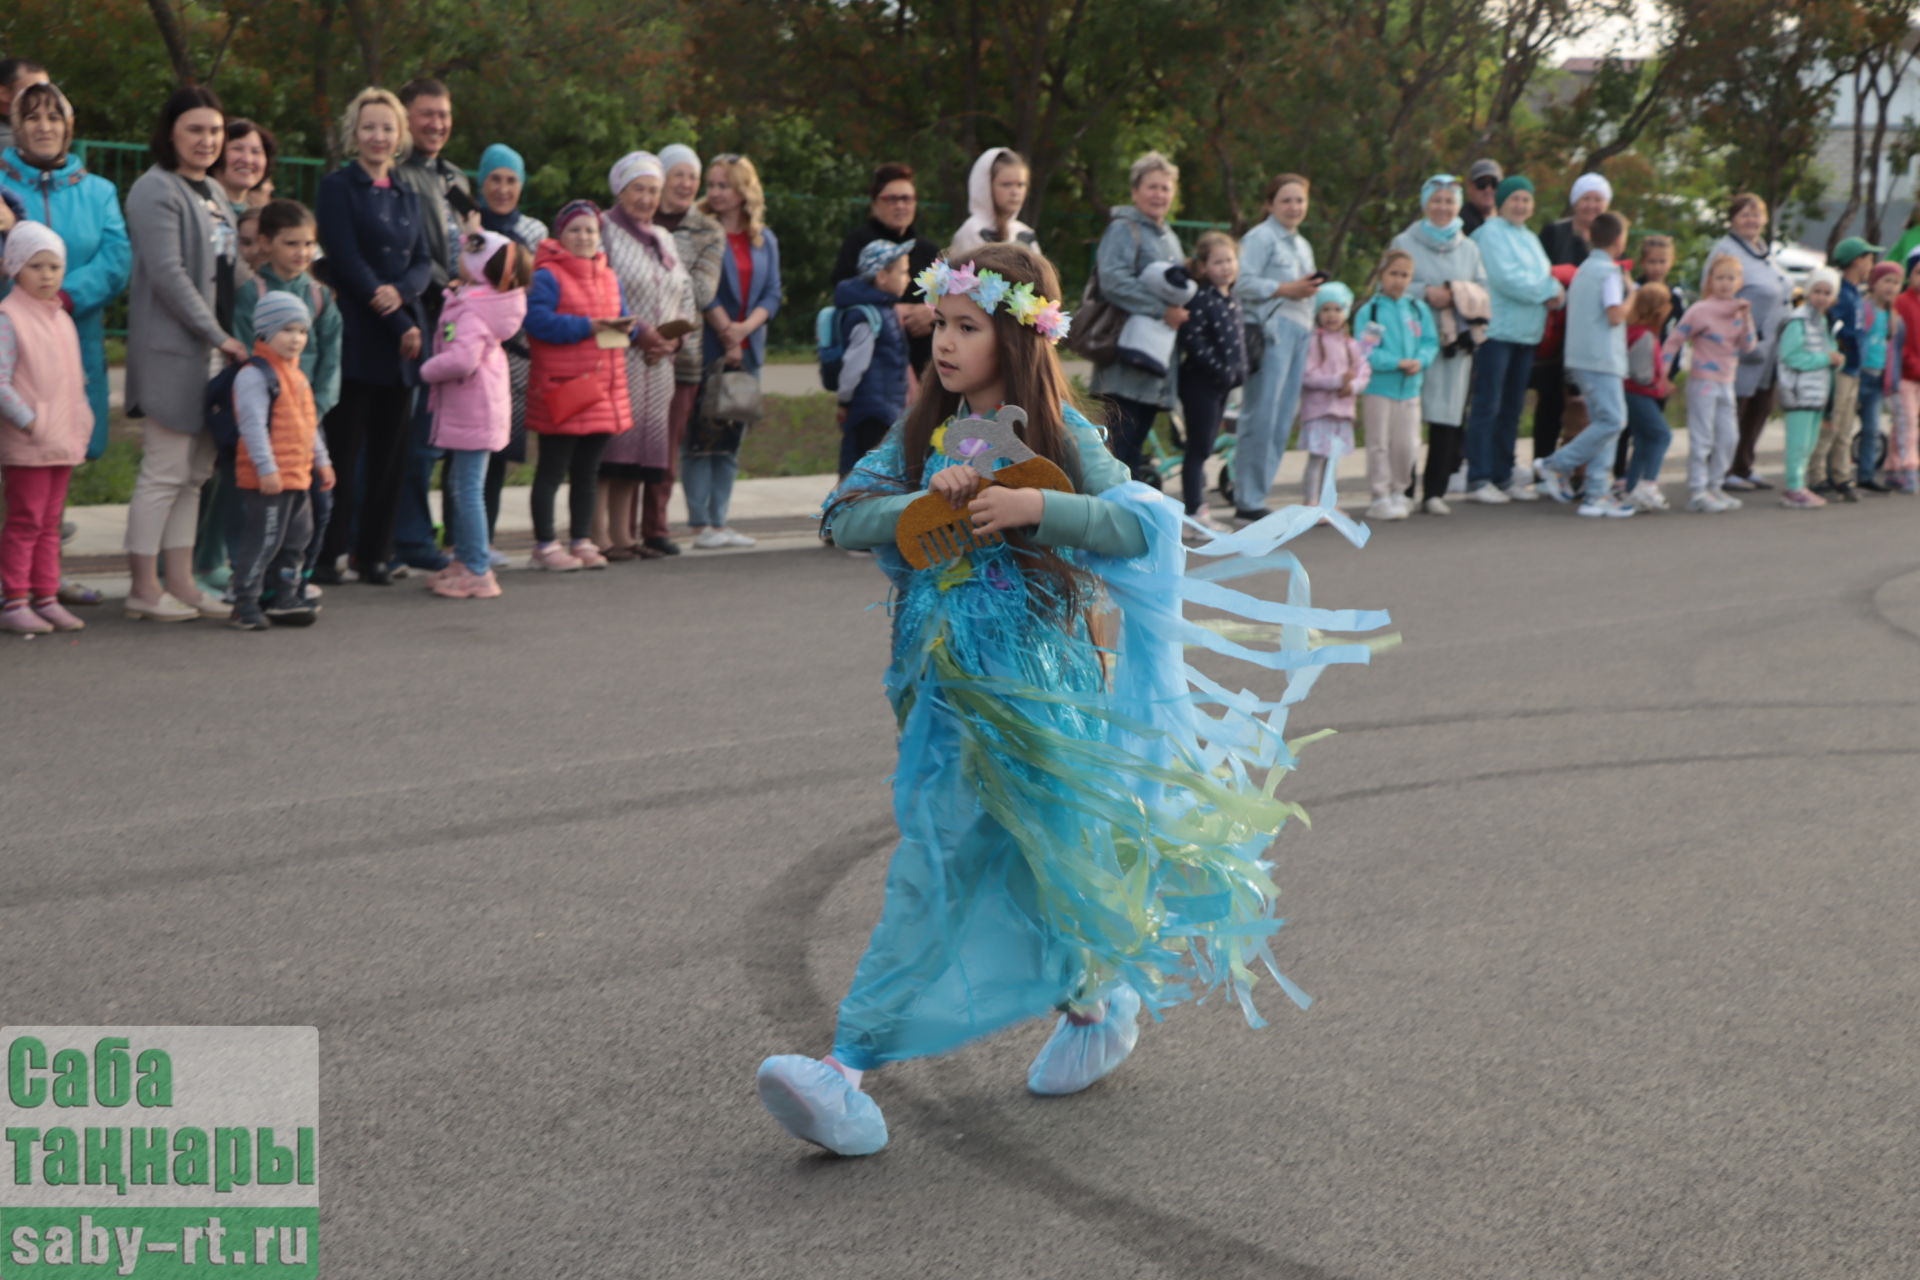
[229,290,335,631]
[0,223,94,635]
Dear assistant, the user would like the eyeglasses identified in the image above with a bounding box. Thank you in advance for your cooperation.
[878,193,917,204]
[713,153,741,165]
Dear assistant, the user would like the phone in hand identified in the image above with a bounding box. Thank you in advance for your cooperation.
[1310,270,1330,283]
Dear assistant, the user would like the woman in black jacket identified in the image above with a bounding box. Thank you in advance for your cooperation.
[313,86,433,584]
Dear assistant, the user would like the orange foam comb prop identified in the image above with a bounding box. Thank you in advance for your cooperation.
[895,406,1071,569]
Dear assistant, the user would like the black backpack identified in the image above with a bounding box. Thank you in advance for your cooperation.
[204,356,279,450]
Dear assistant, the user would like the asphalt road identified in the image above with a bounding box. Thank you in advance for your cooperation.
[7,493,1920,1279]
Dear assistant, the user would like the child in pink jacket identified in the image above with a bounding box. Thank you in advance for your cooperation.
[421,231,531,599]
[1297,282,1374,504]
[0,224,94,635]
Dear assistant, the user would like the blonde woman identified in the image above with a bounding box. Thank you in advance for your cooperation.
[689,154,781,548]
[312,86,433,584]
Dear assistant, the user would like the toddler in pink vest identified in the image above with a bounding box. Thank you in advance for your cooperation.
[0,223,93,634]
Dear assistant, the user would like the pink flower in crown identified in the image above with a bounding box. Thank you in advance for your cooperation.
[1033,299,1068,342]
[946,262,980,297]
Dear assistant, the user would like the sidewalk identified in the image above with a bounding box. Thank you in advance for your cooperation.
[63,417,1793,597]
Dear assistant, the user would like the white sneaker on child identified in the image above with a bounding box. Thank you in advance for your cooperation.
[1687,490,1728,513]
[1466,483,1510,504]
[1422,496,1451,516]
[1576,498,1637,518]
[1711,488,1743,510]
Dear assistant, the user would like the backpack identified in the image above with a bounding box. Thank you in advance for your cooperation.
[816,303,882,391]
[205,356,279,450]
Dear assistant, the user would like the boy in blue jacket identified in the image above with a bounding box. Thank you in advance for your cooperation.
[833,239,912,478]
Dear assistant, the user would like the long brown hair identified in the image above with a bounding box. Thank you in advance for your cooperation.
[835,241,1101,615]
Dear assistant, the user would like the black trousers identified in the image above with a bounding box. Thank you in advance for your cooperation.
[838,416,892,479]
[321,379,414,570]
[1421,424,1464,501]
[531,433,610,543]
[1532,359,1567,463]
[1108,395,1162,484]
[232,489,313,611]
[1178,379,1231,514]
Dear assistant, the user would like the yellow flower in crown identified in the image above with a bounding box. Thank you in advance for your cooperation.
[913,260,951,307]
[1004,282,1043,325]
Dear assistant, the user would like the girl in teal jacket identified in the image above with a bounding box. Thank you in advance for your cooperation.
[0,83,131,460]
[1354,249,1438,515]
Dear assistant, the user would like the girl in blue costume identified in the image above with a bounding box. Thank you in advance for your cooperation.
[757,242,1388,1157]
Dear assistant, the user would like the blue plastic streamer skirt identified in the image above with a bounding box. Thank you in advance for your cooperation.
[819,413,1389,1070]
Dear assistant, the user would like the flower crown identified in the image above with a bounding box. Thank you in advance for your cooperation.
[914,259,1072,344]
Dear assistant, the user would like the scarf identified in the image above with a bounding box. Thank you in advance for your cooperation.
[605,203,676,270]
[479,205,523,238]
[1417,217,1463,246]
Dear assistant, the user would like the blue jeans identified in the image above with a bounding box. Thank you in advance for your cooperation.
[393,387,444,561]
[446,448,491,574]
[1858,375,1886,481]
[682,450,739,528]
[1233,318,1310,509]
[1465,338,1535,488]
[1548,369,1628,500]
[1623,392,1672,488]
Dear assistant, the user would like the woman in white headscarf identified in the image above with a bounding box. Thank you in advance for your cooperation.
[597,150,692,559]
[948,147,1039,258]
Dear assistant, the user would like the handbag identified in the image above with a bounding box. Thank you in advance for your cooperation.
[700,359,764,425]
[1066,220,1142,365]
[1242,321,1266,376]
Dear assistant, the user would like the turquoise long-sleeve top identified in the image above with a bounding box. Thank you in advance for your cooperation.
[1471,216,1561,345]
[1352,292,1438,401]
[830,414,1149,559]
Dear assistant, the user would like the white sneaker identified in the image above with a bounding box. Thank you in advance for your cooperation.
[1423,496,1451,516]
[1576,497,1637,518]
[1533,459,1573,503]
[693,529,731,550]
[1466,483,1510,505]
[719,528,757,548]
[1508,482,1540,501]
[1721,474,1756,491]
[1711,488,1743,510]
[1366,497,1399,520]
[1390,496,1413,520]
[1687,490,1728,513]
[1631,481,1669,511]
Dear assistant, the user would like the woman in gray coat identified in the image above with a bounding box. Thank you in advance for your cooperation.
[122,85,246,622]
[1390,174,1487,514]
[1702,193,1791,488]
[1090,151,1186,481]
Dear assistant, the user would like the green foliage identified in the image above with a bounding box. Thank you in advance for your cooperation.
[738,390,840,478]
[65,437,141,506]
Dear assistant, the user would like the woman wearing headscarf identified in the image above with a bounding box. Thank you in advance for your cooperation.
[1701,193,1792,489]
[0,81,130,466]
[648,142,722,557]
[949,147,1039,258]
[597,150,693,559]
[1390,173,1487,514]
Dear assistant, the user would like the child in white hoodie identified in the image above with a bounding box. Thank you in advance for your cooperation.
[948,148,1041,258]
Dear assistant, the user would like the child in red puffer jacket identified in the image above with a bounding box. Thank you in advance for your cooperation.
[524,199,634,571]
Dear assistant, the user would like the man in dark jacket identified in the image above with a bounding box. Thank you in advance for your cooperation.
[392,76,476,571]
[832,163,940,374]
[1462,158,1501,236]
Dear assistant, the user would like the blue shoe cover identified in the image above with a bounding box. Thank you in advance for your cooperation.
[756,1055,888,1156]
[1026,986,1143,1096]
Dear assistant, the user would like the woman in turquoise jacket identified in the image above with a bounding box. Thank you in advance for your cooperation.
[1466,176,1562,497]
[0,82,131,460]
